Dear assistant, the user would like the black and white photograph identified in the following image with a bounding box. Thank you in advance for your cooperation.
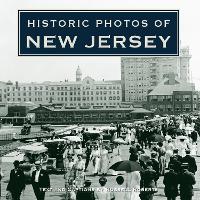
[0,0,200,200]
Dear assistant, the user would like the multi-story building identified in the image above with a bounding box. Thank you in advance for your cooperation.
[121,47,191,104]
[0,67,122,107]
[147,73,198,114]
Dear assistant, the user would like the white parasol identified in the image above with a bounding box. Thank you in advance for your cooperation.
[63,136,82,142]
[18,145,48,154]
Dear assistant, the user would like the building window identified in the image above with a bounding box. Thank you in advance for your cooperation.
[14,112,20,117]
[166,96,172,102]
[150,96,158,102]
[193,104,197,111]
[158,96,165,101]
[193,95,198,101]
[175,95,182,102]
[183,95,191,101]
[175,105,181,111]
[158,105,165,112]
[182,104,191,112]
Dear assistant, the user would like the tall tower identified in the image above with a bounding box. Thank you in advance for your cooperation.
[76,66,82,82]
[180,47,191,83]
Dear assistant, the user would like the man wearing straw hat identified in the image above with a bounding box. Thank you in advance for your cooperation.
[31,161,50,200]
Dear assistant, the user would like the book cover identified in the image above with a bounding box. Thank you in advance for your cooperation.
[0,1,199,199]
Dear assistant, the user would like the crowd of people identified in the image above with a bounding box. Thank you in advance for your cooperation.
[4,114,200,200]
[63,115,199,200]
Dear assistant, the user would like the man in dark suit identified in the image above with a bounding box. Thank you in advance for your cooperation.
[85,143,92,172]
[181,149,197,174]
[163,163,179,200]
[6,160,26,200]
[169,149,182,174]
[150,152,160,185]
[76,180,95,200]
[31,161,50,200]
[172,149,182,162]
[179,163,196,200]
[140,161,158,200]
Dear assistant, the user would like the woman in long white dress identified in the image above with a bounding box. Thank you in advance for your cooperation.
[130,128,136,143]
[125,171,141,200]
[164,139,174,168]
[74,154,85,188]
[108,144,122,175]
[190,143,197,156]
[64,156,76,199]
[90,145,101,175]
[125,129,132,144]
[197,135,200,156]
[176,136,188,157]
[99,145,109,175]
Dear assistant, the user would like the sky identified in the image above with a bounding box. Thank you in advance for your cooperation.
[0,0,200,88]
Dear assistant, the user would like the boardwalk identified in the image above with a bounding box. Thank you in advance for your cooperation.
[1,145,200,200]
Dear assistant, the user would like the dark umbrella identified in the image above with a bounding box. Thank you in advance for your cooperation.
[109,160,144,172]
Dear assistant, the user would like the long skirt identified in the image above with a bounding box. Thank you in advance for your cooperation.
[165,150,173,168]
[159,156,166,175]
[190,144,197,156]
[75,170,85,188]
[99,156,109,174]
[125,184,140,200]
[92,157,100,174]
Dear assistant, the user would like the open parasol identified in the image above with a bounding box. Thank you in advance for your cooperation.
[109,160,144,172]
